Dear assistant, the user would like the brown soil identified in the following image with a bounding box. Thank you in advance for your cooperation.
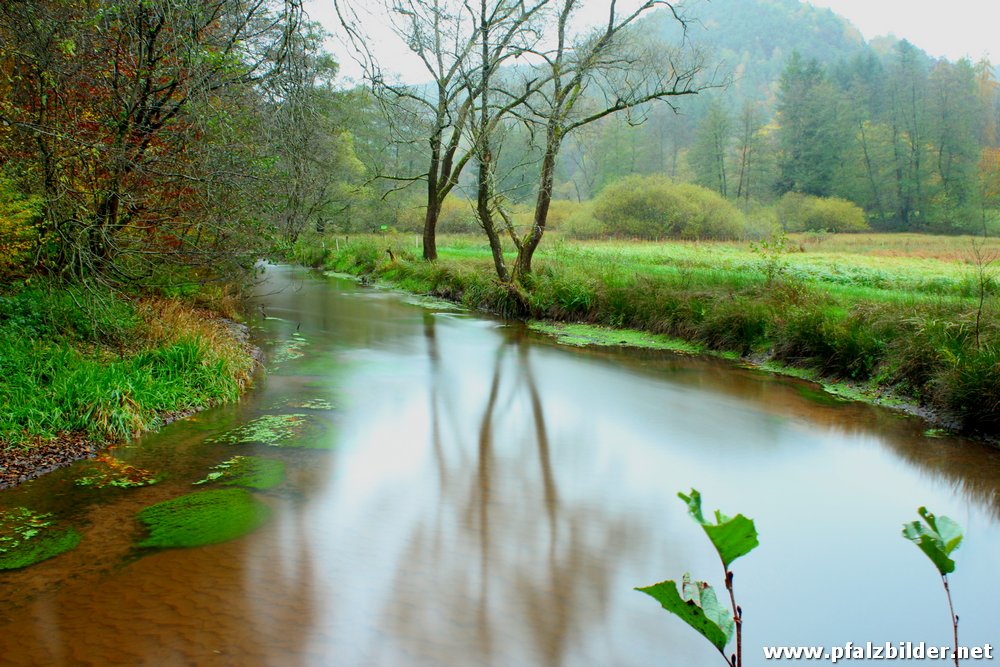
[0,433,100,489]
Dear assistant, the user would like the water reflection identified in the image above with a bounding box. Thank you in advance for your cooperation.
[1,265,999,666]
[362,315,640,665]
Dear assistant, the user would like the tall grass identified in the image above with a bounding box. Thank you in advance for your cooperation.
[0,285,254,449]
[307,234,999,435]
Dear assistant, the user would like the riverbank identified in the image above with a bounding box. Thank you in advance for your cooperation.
[295,234,999,437]
[0,285,259,488]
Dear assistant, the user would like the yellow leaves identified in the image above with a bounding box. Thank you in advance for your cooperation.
[0,178,41,278]
[979,147,1000,204]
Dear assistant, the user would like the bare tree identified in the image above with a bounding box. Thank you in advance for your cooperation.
[501,0,712,282]
[263,22,366,244]
[334,0,484,260]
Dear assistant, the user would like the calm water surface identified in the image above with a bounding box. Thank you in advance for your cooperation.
[1,265,999,665]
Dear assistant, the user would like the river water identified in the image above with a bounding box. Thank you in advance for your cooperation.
[1,265,998,666]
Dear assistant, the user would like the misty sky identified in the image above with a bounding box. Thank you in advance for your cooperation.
[808,0,998,62]
[308,0,999,83]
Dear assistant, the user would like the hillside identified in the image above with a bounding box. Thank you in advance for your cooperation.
[655,0,868,102]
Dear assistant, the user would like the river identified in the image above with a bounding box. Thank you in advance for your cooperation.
[1,264,998,665]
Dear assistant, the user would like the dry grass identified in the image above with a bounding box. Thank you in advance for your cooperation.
[140,298,255,391]
[794,232,1000,262]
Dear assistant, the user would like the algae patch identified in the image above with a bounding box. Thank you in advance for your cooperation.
[402,294,467,312]
[195,456,285,490]
[271,332,309,365]
[529,321,703,354]
[0,508,81,570]
[137,489,270,549]
[75,455,161,489]
[283,398,335,410]
[209,413,315,448]
[794,384,847,407]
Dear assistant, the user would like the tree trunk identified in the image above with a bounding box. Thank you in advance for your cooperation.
[423,128,444,261]
[514,132,558,280]
[422,202,440,261]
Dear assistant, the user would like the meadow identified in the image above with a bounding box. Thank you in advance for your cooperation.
[297,232,1000,435]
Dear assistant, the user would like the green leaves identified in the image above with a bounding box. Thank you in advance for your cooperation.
[680,489,759,570]
[636,575,734,652]
[636,489,757,661]
[902,507,963,576]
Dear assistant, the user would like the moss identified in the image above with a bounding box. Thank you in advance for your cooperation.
[529,321,704,354]
[75,454,161,488]
[0,508,81,570]
[194,456,285,490]
[137,489,271,549]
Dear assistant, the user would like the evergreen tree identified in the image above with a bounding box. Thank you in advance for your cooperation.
[775,53,844,197]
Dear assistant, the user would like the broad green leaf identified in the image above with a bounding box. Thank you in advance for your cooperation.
[703,515,759,569]
[902,507,963,576]
[920,508,963,555]
[679,489,759,569]
[636,574,734,652]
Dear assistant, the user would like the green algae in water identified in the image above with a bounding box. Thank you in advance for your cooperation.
[271,331,309,365]
[194,456,285,490]
[529,321,703,354]
[209,413,314,448]
[75,455,162,489]
[287,398,335,410]
[137,489,271,549]
[0,508,81,570]
[401,294,467,312]
[794,384,847,407]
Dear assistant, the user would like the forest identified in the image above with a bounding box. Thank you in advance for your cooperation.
[2,0,999,282]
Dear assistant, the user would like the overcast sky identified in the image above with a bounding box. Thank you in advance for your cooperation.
[807,0,998,62]
[307,0,1000,83]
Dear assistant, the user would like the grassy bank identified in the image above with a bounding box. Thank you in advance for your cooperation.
[0,282,257,483]
[296,233,999,436]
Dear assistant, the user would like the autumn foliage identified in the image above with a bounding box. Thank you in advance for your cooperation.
[0,0,302,283]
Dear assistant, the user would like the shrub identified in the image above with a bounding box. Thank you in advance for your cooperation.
[592,175,747,240]
[562,202,607,239]
[0,177,42,279]
[777,193,869,233]
[438,195,478,233]
[544,199,586,231]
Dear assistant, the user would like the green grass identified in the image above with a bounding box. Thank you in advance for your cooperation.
[0,283,255,450]
[297,233,999,435]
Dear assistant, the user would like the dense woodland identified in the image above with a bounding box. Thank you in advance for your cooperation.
[1,0,998,289]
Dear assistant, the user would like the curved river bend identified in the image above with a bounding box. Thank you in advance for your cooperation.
[1,265,999,665]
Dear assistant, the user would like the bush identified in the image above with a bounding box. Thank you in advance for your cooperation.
[0,177,42,280]
[592,175,747,240]
[777,193,869,233]
[561,202,607,239]
[438,195,478,233]
[544,199,586,231]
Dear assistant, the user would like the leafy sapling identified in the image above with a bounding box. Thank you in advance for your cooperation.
[902,507,964,667]
[636,489,759,667]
